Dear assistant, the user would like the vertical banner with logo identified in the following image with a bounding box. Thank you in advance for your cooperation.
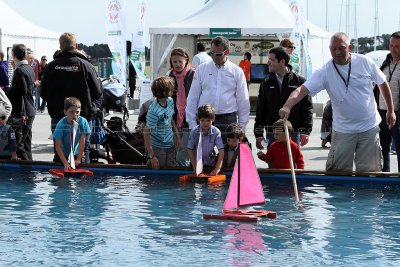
[288,0,312,79]
[105,0,127,85]
[131,1,146,79]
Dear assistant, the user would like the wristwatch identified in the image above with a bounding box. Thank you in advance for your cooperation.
[148,154,155,159]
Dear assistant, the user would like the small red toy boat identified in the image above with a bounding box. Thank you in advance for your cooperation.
[49,169,94,178]
[179,173,226,183]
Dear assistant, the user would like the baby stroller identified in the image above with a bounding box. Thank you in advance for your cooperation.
[103,116,146,165]
[102,76,128,115]
[96,76,146,165]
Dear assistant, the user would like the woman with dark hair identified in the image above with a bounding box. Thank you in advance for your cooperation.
[167,47,195,166]
[8,44,35,160]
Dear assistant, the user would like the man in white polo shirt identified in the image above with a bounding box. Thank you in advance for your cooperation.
[186,36,250,140]
[192,42,212,68]
[279,32,396,172]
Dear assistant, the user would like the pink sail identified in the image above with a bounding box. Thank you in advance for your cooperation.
[223,143,266,210]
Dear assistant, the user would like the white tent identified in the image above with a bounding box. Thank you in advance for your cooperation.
[365,50,390,67]
[149,0,332,85]
[0,1,60,61]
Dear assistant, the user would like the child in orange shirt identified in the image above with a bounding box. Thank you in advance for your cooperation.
[239,52,252,89]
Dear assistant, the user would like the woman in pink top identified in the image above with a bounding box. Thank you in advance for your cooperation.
[167,47,195,166]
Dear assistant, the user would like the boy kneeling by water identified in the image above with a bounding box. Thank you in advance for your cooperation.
[187,104,224,175]
[53,97,91,170]
[257,119,304,169]
[0,106,18,160]
[222,123,244,168]
[144,76,182,169]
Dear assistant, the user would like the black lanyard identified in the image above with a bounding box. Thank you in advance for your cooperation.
[388,61,398,82]
[333,59,351,89]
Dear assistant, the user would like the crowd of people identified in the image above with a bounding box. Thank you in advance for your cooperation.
[1,31,400,174]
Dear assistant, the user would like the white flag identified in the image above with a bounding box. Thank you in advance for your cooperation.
[288,0,312,79]
[69,120,79,170]
[131,1,147,79]
[105,0,127,85]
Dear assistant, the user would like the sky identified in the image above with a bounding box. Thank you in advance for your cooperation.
[2,0,400,46]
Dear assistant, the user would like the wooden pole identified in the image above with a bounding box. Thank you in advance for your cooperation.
[284,120,300,203]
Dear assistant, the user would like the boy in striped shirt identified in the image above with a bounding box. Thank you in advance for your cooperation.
[144,76,182,169]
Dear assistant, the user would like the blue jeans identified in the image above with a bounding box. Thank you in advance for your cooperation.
[34,86,40,111]
[378,109,400,172]
[214,112,238,143]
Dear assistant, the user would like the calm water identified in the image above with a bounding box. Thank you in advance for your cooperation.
[1,170,400,266]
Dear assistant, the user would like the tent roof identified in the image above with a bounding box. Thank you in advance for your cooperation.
[150,0,294,35]
[0,2,59,39]
[306,21,332,39]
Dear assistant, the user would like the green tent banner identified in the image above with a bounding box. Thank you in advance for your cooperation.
[209,28,241,38]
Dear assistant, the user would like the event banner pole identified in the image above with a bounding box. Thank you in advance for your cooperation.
[288,0,312,79]
[105,0,127,85]
[131,1,147,80]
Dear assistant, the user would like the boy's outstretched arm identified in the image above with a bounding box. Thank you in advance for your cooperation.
[210,149,224,176]
[75,135,86,166]
[55,140,71,171]
[187,149,196,173]
[171,120,182,151]
[143,126,160,170]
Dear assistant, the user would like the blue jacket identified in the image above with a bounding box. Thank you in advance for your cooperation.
[0,61,9,87]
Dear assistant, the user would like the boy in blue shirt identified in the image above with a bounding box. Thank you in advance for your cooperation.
[144,76,182,169]
[0,106,17,160]
[187,104,224,175]
[53,97,91,170]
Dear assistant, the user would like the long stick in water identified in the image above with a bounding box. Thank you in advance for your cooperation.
[284,120,300,203]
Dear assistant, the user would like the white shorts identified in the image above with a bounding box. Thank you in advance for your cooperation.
[326,126,382,172]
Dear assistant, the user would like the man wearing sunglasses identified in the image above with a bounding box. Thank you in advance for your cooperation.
[186,36,250,141]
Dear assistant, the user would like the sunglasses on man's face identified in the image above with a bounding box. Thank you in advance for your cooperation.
[210,50,226,57]
[288,46,296,49]
[0,115,6,120]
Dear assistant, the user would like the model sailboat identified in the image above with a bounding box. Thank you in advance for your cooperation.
[179,131,226,183]
[49,120,93,178]
[203,143,276,222]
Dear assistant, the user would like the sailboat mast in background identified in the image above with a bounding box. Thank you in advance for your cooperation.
[354,0,358,53]
[374,0,379,51]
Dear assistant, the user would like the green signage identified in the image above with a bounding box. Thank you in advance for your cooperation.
[209,28,241,38]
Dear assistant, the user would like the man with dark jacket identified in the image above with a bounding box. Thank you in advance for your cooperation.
[41,32,102,163]
[254,47,313,150]
[374,32,400,172]
[9,44,36,160]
